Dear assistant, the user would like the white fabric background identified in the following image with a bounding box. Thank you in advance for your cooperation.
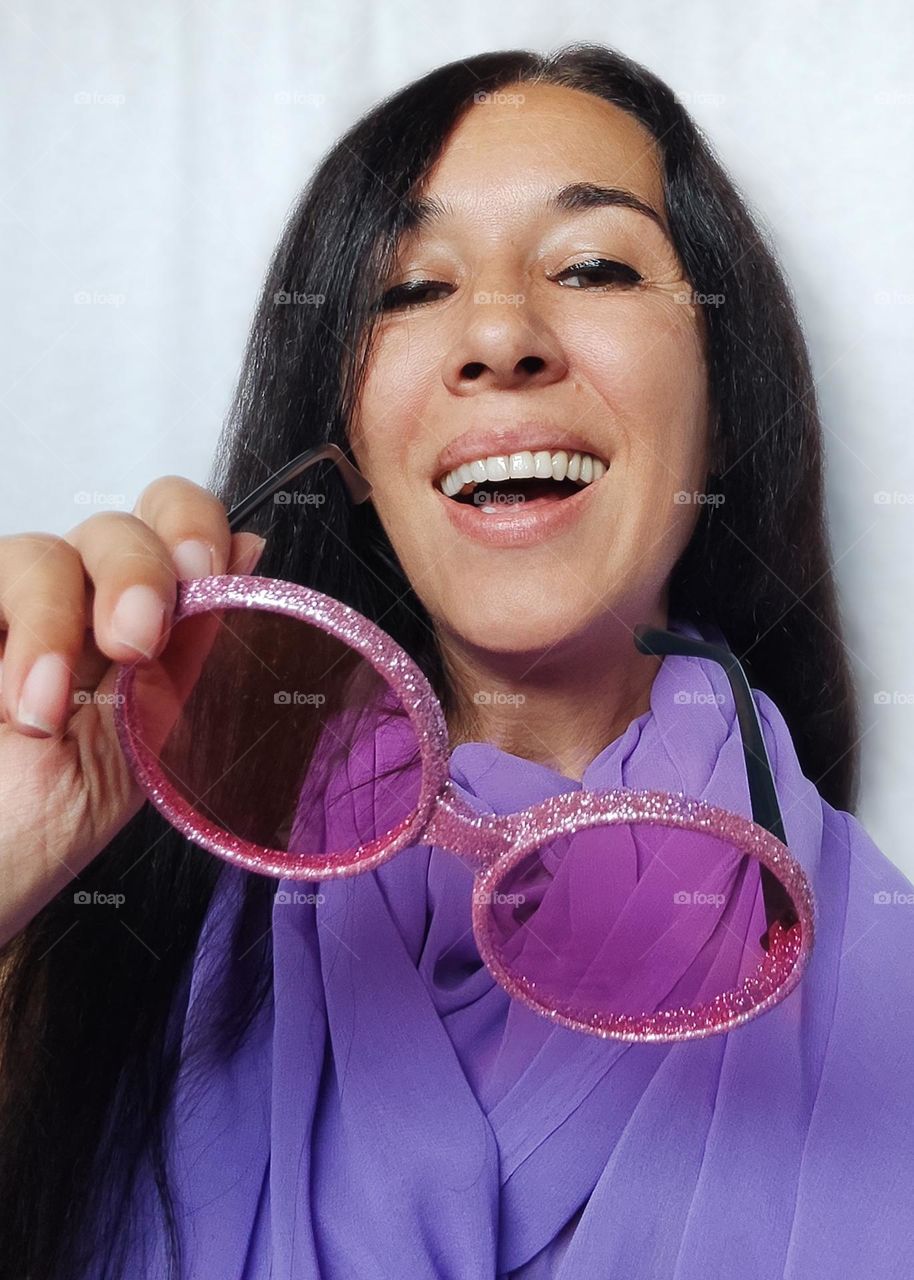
[2,2,913,877]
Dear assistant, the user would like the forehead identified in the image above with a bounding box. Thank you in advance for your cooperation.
[404,82,667,240]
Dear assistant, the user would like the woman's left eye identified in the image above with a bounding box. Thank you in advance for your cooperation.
[554,258,643,287]
[376,280,454,311]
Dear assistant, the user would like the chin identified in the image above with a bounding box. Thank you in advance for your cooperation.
[439,592,610,658]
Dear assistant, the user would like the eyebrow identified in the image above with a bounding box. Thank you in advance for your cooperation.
[400,181,667,235]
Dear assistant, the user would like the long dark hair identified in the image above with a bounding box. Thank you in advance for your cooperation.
[0,42,860,1279]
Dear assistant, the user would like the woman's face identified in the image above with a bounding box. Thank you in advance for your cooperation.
[349,82,710,664]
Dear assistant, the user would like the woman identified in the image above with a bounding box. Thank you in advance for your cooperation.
[1,41,912,1280]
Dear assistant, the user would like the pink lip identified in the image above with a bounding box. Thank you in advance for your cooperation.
[433,420,611,483]
[434,472,605,547]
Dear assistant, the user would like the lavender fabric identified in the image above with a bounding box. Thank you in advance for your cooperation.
[117,618,914,1278]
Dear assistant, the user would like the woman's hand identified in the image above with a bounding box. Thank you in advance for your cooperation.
[0,476,265,948]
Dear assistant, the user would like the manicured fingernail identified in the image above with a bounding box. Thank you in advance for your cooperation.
[17,651,71,735]
[110,584,168,658]
[172,539,214,581]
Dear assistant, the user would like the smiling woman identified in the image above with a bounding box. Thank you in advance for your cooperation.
[349,84,712,769]
[1,39,913,1280]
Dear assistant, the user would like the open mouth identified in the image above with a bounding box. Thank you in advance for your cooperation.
[436,449,609,509]
[450,476,586,507]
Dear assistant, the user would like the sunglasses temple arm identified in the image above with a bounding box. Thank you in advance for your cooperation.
[633,624,796,939]
[225,443,373,532]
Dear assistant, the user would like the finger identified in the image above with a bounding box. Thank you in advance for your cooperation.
[132,474,234,580]
[63,512,178,664]
[0,533,88,736]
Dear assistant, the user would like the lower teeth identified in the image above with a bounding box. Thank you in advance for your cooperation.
[455,477,581,506]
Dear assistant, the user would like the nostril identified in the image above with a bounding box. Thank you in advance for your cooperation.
[517,355,545,375]
[461,362,485,380]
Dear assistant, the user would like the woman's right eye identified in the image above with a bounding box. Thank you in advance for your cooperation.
[377,280,454,311]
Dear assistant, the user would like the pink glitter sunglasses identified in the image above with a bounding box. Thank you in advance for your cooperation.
[113,444,815,1044]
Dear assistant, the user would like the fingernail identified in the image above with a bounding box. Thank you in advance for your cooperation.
[237,536,267,575]
[172,539,214,581]
[17,652,71,735]
[111,584,168,659]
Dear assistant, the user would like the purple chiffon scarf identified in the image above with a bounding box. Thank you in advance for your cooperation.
[116,618,914,1278]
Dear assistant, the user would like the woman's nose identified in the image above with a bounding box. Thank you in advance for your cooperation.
[442,296,568,394]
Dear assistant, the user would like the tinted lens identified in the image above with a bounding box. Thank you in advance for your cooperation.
[482,819,794,1028]
[127,607,424,859]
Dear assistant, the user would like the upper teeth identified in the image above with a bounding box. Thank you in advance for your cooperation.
[438,449,607,497]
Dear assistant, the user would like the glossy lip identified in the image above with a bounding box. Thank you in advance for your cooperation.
[434,467,606,547]
[433,420,612,487]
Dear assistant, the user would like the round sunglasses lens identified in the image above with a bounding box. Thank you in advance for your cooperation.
[126,607,424,859]
[482,820,799,1031]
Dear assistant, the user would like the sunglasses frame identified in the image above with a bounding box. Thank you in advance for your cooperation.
[112,444,816,1043]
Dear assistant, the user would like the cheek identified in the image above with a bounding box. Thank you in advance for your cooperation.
[352,326,440,457]
[566,300,709,488]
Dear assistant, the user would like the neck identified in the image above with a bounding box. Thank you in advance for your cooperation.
[438,607,668,782]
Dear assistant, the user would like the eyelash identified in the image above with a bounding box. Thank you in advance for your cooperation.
[377,258,643,311]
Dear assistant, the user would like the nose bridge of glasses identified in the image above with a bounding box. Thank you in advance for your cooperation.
[422,779,517,870]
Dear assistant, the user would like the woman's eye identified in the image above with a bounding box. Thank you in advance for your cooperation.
[554,258,643,288]
[377,280,454,311]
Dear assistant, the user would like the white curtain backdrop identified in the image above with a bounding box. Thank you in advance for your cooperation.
[2,1,913,877]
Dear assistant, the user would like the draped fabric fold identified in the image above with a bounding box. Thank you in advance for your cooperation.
[116,618,914,1279]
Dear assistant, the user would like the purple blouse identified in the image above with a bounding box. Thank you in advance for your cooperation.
[115,619,914,1278]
